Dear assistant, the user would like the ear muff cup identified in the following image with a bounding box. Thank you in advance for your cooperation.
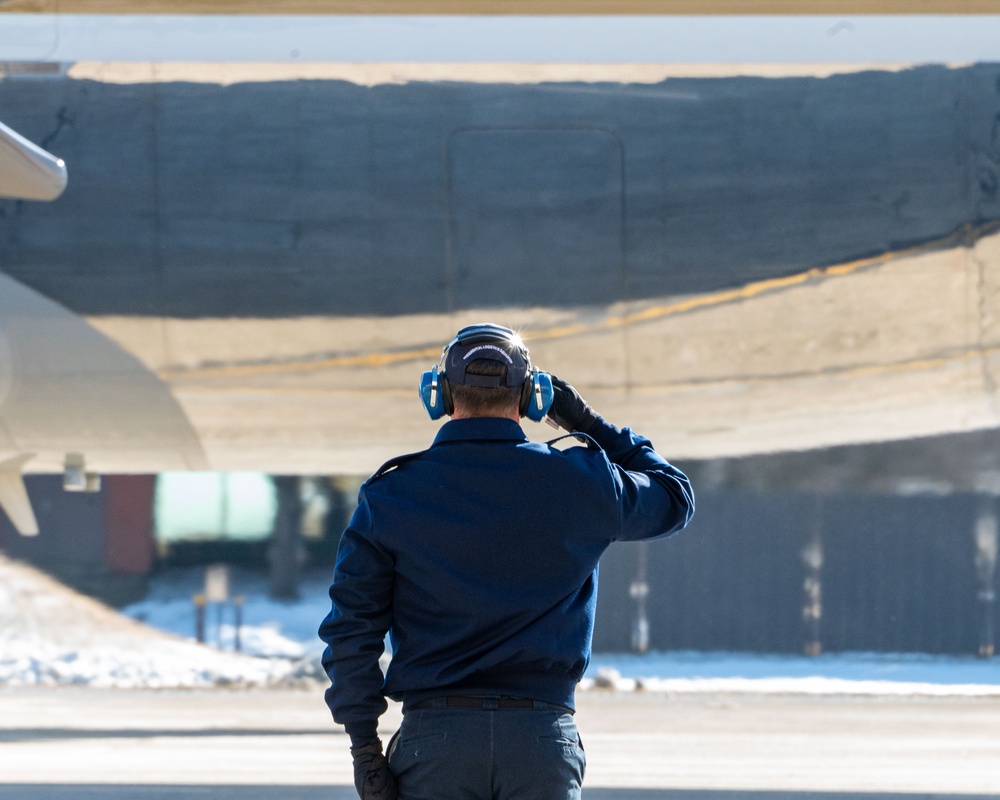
[419,366,447,420]
[521,369,555,422]
[419,367,457,420]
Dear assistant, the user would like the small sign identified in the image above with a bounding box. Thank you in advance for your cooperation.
[204,565,229,603]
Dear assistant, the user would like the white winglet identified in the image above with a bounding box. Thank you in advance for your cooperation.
[0,120,68,202]
[0,454,39,536]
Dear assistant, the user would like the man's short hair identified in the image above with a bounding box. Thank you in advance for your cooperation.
[450,359,521,417]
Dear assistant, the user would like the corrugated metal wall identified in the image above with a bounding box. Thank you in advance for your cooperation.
[593,490,991,655]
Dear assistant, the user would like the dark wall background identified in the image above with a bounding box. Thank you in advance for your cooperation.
[0,474,155,606]
[593,488,990,655]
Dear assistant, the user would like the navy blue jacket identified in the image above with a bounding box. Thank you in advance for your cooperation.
[319,416,694,740]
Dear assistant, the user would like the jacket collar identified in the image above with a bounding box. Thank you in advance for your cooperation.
[432,417,529,446]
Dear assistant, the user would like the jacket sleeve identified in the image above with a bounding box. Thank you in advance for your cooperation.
[318,486,394,739]
[586,417,695,542]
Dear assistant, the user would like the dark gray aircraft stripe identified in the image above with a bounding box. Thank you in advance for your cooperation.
[2,63,999,318]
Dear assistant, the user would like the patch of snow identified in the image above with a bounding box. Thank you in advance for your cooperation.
[585,651,1000,697]
[122,567,333,659]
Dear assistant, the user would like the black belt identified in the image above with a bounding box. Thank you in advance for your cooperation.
[407,696,571,713]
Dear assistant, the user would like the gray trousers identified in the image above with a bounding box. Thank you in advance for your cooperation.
[388,705,586,800]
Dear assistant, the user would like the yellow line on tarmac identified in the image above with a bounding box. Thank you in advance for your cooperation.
[594,224,992,333]
[171,342,1000,397]
[654,344,1000,394]
[159,220,999,383]
[175,385,416,396]
[161,345,443,381]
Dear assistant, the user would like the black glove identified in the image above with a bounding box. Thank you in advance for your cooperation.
[547,375,601,434]
[350,741,398,800]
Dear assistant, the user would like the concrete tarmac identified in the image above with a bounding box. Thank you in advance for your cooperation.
[1,688,998,799]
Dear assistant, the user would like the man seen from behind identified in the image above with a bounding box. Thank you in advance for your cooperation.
[319,323,695,800]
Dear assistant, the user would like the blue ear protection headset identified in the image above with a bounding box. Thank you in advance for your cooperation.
[419,324,554,422]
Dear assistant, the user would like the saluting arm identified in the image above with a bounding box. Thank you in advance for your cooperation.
[547,374,695,541]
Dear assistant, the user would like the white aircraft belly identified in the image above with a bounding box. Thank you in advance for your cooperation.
[0,272,207,474]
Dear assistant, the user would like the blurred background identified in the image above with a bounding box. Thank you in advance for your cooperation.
[2,10,1000,681]
[2,425,997,661]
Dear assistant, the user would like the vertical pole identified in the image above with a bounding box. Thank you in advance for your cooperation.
[233,596,244,653]
[802,496,823,657]
[193,593,206,644]
[983,597,996,659]
[975,497,998,659]
[219,473,229,538]
[630,541,650,654]
[270,476,303,601]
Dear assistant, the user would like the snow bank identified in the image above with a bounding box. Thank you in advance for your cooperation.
[0,555,320,689]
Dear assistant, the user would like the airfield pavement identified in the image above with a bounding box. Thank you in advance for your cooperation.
[0,687,998,799]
